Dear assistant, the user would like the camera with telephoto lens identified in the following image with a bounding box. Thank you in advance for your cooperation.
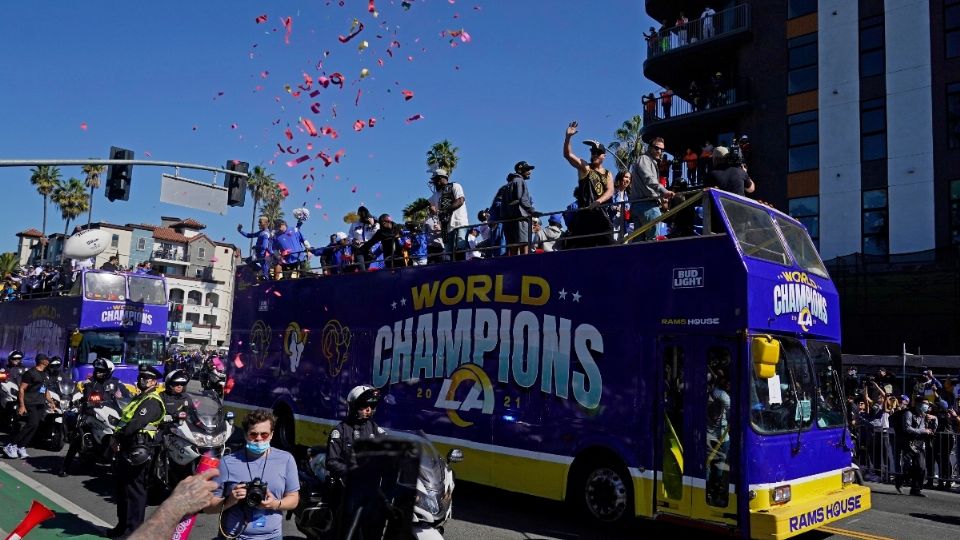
[243,478,268,507]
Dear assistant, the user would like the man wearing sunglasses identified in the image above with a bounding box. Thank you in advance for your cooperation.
[629,137,675,241]
[206,410,300,540]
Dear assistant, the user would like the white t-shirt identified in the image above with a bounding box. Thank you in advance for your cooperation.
[430,182,469,230]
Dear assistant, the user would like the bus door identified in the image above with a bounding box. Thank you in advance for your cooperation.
[654,336,739,529]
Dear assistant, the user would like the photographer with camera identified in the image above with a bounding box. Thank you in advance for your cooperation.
[206,410,299,539]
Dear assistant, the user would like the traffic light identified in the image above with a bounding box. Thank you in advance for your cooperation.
[225,160,249,207]
[106,146,134,201]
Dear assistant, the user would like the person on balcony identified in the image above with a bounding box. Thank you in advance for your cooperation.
[675,13,688,45]
[701,6,716,39]
[660,88,674,119]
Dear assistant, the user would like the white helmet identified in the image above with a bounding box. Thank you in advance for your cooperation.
[347,385,380,411]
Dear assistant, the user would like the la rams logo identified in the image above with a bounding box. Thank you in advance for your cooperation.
[434,364,495,428]
[250,320,272,368]
[284,322,308,373]
[321,320,351,377]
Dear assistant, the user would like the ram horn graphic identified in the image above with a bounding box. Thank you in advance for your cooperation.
[250,320,272,368]
[284,322,308,373]
[321,320,352,377]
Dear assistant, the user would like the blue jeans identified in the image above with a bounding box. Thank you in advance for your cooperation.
[632,200,662,241]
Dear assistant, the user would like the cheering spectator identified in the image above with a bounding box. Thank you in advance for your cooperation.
[562,121,615,248]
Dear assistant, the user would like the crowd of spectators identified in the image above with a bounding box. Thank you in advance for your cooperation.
[1,254,161,302]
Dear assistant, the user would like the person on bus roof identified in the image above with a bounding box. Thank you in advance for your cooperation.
[238,216,274,281]
[325,385,386,483]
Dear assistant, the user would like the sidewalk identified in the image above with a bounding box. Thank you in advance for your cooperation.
[0,462,105,540]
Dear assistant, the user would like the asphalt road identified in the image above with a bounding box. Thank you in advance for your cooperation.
[0,440,958,540]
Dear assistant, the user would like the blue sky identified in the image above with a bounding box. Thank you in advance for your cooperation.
[1,1,658,253]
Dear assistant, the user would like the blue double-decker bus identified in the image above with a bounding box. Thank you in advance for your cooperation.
[0,269,168,384]
[225,189,869,538]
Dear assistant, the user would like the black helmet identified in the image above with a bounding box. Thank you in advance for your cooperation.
[122,445,152,467]
[138,364,162,380]
[48,356,62,371]
[93,358,115,378]
[164,369,189,389]
[7,350,23,365]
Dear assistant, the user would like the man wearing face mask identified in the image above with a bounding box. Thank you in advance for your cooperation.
[897,395,935,497]
[105,365,166,538]
[205,410,300,540]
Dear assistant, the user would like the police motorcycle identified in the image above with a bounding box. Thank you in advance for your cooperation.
[292,431,462,540]
[65,378,128,466]
[198,356,226,396]
[36,358,73,451]
[152,389,234,493]
[0,350,26,433]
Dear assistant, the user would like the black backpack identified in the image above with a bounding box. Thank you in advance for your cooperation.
[488,184,512,222]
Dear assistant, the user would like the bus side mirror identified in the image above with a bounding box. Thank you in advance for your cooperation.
[225,411,235,423]
[447,449,464,463]
[70,331,83,348]
[752,335,780,379]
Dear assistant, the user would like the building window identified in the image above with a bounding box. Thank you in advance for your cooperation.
[185,312,201,325]
[789,196,820,245]
[198,247,205,260]
[859,17,885,78]
[860,98,887,161]
[788,111,819,172]
[196,268,203,278]
[788,33,817,95]
[137,238,146,251]
[951,180,960,245]
[187,290,202,305]
[787,0,817,19]
[862,189,888,255]
[206,293,219,308]
[949,83,960,149]
[203,314,218,327]
[947,0,960,58]
[111,234,119,248]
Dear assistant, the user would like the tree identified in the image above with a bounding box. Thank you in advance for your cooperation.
[81,163,107,226]
[607,114,645,173]
[426,140,460,175]
[402,198,432,225]
[243,166,278,250]
[29,165,62,262]
[0,252,19,277]
[52,178,91,242]
[260,183,286,227]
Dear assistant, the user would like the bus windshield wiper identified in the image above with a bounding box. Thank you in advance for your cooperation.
[826,346,851,451]
[787,361,804,456]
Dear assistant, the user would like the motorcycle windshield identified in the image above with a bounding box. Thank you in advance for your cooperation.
[189,390,225,431]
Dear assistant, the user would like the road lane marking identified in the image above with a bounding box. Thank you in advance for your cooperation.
[819,525,896,540]
[0,461,110,528]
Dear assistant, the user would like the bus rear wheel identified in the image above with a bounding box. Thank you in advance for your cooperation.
[570,456,633,525]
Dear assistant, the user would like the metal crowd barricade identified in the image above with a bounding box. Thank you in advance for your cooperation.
[854,422,960,489]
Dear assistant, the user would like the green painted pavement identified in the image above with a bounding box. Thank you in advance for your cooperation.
[0,467,104,539]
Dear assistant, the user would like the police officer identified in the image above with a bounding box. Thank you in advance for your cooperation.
[325,385,386,482]
[4,350,26,384]
[898,395,935,497]
[105,365,166,538]
[58,359,128,477]
[3,354,55,459]
[161,369,191,420]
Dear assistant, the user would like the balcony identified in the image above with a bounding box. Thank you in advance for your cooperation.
[646,4,750,60]
[151,249,190,265]
[640,87,751,154]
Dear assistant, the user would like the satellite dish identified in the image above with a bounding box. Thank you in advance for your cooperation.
[63,229,111,259]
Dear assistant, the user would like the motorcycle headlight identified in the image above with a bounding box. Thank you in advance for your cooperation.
[193,430,229,447]
[416,489,440,515]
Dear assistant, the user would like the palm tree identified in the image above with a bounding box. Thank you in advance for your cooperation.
[52,178,91,241]
[81,163,106,226]
[0,252,19,276]
[426,140,460,175]
[607,114,645,173]
[261,183,286,227]
[244,166,277,248]
[29,165,62,262]
[402,198,432,225]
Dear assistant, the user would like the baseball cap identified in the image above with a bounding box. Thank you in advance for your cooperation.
[430,168,449,179]
[582,140,607,155]
[514,161,535,173]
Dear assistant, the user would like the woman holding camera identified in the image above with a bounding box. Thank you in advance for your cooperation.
[206,410,299,539]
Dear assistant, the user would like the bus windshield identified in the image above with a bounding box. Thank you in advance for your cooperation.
[749,336,817,434]
[719,197,791,266]
[85,272,126,301]
[77,331,164,366]
[807,340,846,429]
[776,217,829,278]
[127,276,167,305]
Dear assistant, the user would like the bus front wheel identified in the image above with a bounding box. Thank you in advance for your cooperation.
[570,455,633,525]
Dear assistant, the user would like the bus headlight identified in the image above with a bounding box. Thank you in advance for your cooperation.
[771,485,791,505]
[842,468,856,485]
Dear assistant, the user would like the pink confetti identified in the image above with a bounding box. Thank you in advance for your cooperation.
[405,114,424,123]
[334,149,346,163]
[351,186,358,193]
[282,16,293,44]
[460,31,471,43]
[329,73,344,89]
[310,102,322,114]
[315,203,322,209]
[144,151,152,157]
[318,152,333,166]
[309,90,321,98]
[255,14,267,24]
[233,354,245,368]
[401,89,414,101]
[322,126,339,139]
[338,21,365,43]
[278,182,290,196]
[353,120,365,132]
[367,118,376,127]
[301,118,318,136]
[230,123,238,129]
[306,184,313,192]
[284,128,294,140]
[273,290,282,297]
[377,58,384,67]
[368,0,376,13]
[80,122,88,131]
[260,71,269,79]
[285,156,309,168]
[306,142,314,151]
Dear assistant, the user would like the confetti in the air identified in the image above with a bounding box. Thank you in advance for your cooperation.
[282,16,293,44]
[255,14,268,24]
[286,155,310,168]
[401,89,414,101]
[353,120,365,132]
[405,114,424,123]
[278,182,290,196]
[338,19,365,43]
[80,122,88,131]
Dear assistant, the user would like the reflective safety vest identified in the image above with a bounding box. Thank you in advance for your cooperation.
[119,389,166,437]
